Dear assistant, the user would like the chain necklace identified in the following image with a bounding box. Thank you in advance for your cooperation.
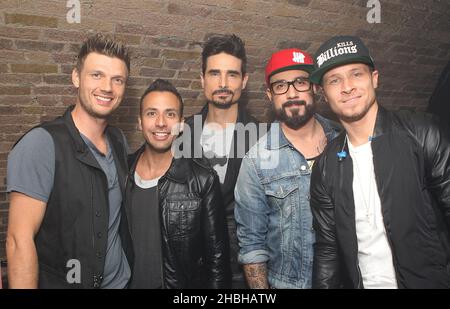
[350,137,377,227]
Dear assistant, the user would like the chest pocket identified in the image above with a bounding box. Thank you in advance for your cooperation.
[167,197,201,238]
[265,183,298,199]
[264,173,300,199]
[263,174,300,220]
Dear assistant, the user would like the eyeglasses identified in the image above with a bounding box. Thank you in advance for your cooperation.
[270,77,312,95]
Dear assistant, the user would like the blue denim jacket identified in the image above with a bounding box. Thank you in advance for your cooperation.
[234,115,340,288]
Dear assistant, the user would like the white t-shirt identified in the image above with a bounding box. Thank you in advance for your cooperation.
[200,122,235,184]
[348,139,398,289]
[134,171,160,189]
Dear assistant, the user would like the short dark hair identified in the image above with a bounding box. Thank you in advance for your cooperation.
[76,33,130,72]
[140,79,184,117]
[201,34,247,76]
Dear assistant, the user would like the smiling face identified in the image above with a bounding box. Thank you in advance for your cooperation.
[139,91,183,153]
[201,52,248,109]
[72,52,128,119]
[321,63,378,123]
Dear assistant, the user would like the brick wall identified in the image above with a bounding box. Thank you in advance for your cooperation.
[0,0,449,260]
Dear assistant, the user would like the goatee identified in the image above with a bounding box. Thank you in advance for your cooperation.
[209,89,236,109]
[209,100,238,110]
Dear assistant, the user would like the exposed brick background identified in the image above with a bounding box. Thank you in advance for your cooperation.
[0,0,449,261]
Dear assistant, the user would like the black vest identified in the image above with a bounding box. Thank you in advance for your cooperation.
[23,106,133,288]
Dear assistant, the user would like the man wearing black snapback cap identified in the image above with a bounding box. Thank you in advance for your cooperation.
[310,35,450,289]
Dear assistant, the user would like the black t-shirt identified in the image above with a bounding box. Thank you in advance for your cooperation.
[306,155,319,171]
[128,175,162,289]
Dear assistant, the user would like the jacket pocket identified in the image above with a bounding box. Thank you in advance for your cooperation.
[264,180,298,200]
[264,176,299,220]
[167,197,201,238]
[264,174,300,217]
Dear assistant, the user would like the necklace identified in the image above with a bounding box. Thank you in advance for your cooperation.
[293,119,328,159]
[350,138,376,227]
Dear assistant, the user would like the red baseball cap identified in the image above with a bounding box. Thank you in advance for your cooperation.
[265,48,314,86]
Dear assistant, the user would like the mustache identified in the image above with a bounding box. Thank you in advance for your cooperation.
[282,100,306,109]
[212,89,234,96]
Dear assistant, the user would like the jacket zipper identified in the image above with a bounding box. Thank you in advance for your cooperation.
[356,262,363,288]
[91,174,95,251]
[91,173,99,288]
[157,180,165,289]
[374,160,400,288]
[383,218,400,288]
[124,173,137,288]
[125,173,134,244]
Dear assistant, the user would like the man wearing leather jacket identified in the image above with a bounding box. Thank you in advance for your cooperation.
[309,36,450,289]
[179,34,264,288]
[126,79,230,289]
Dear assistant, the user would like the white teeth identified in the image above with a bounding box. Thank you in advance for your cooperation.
[154,133,169,137]
[95,95,112,102]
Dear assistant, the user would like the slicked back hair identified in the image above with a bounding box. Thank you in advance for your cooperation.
[201,34,247,76]
[140,79,184,118]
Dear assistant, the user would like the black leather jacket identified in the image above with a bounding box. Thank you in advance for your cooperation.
[125,145,231,289]
[311,106,450,289]
[182,103,266,286]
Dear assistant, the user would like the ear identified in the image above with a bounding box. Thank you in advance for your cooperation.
[179,118,185,133]
[200,73,205,89]
[316,85,329,103]
[372,70,379,89]
[177,118,185,134]
[138,116,142,131]
[171,119,184,136]
[242,73,249,90]
[72,68,80,88]
[265,87,273,102]
[312,84,320,95]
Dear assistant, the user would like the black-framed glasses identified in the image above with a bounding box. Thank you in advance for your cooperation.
[270,77,312,95]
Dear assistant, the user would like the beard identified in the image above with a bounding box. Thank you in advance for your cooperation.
[337,102,376,123]
[272,100,316,130]
[338,111,367,123]
[208,89,237,109]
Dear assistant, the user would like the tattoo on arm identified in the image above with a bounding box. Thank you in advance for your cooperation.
[243,263,269,289]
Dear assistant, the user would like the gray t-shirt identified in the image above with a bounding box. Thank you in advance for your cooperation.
[7,128,131,289]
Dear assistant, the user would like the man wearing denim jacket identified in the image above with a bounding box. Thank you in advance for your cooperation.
[234,49,340,289]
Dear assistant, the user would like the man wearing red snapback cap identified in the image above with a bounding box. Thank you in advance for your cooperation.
[234,48,340,288]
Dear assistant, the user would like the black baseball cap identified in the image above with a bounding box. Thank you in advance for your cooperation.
[310,35,375,84]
